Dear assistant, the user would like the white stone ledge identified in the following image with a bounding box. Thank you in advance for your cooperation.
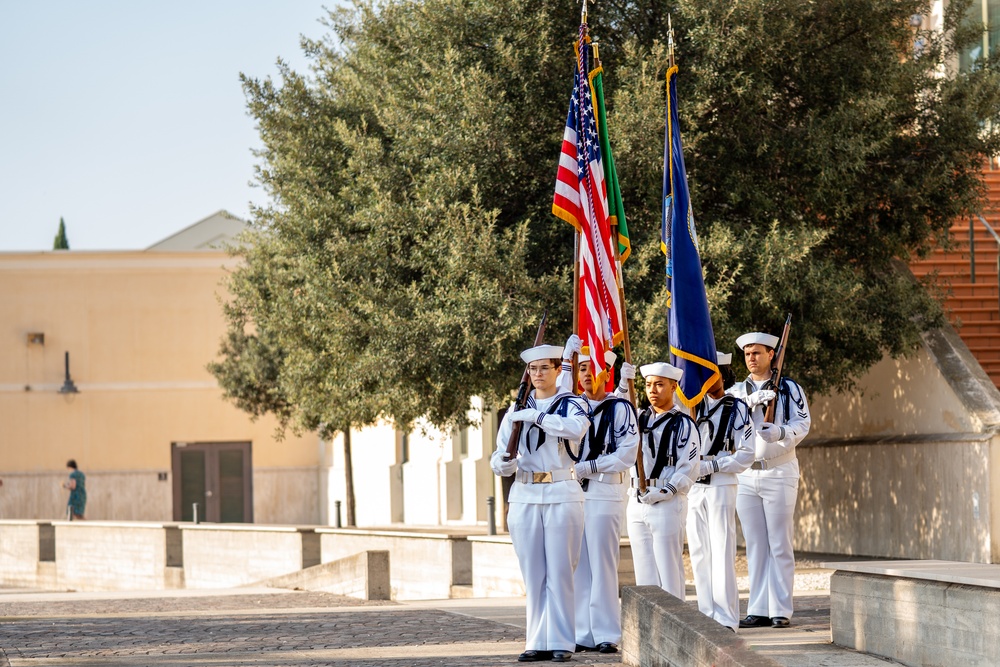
[316,527,469,540]
[179,523,313,533]
[52,521,179,530]
[822,559,1000,590]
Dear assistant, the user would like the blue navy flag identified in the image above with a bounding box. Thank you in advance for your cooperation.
[661,64,719,408]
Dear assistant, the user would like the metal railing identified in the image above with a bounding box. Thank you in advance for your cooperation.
[969,214,1000,313]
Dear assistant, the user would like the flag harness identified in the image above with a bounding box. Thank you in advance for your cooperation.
[638,409,687,479]
[695,396,740,485]
[525,392,586,461]
[744,376,802,424]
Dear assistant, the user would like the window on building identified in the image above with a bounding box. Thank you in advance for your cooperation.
[960,0,1000,72]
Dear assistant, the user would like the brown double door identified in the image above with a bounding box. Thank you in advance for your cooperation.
[171,441,253,523]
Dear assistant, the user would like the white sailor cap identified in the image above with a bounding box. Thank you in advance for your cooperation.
[736,332,779,350]
[520,344,564,363]
[717,351,732,366]
[639,362,682,381]
[580,350,618,366]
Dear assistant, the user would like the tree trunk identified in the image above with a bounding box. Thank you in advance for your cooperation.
[343,428,356,527]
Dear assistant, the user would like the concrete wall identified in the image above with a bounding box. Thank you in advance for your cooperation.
[181,524,319,589]
[800,326,1000,562]
[469,535,635,597]
[52,521,182,591]
[252,467,320,525]
[621,586,780,667]
[831,570,1000,667]
[0,521,52,587]
[796,436,995,562]
[318,528,470,600]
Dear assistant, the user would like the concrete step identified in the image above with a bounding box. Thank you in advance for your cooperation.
[933,283,999,297]
[952,320,1000,333]
[947,307,1000,319]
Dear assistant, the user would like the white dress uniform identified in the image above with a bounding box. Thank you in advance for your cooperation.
[559,360,639,650]
[688,388,755,630]
[491,380,590,655]
[728,367,811,621]
[626,383,700,599]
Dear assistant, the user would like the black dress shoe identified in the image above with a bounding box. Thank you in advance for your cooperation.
[597,642,618,654]
[551,650,573,662]
[739,614,771,628]
[574,644,595,652]
[518,650,552,662]
[771,616,791,628]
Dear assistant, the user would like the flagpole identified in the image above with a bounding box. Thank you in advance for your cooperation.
[572,232,581,395]
[590,43,647,495]
[570,1,589,397]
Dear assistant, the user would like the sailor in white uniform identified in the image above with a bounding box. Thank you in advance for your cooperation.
[687,351,756,631]
[728,332,811,629]
[624,361,700,600]
[556,341,638,655]
[491,338,591,663]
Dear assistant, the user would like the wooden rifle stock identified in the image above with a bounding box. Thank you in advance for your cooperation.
[503,312,548,461]
[763,314,792,424]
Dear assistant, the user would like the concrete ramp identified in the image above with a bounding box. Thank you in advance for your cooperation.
[248,550,390,600]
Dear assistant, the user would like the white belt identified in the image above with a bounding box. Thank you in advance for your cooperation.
[630,478,669,489]
[751,450,796,470]
[588,471,624,484]
[516,469,575,484]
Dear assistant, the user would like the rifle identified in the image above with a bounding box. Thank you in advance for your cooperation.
[503,311,548,461]
[763,313,792,424]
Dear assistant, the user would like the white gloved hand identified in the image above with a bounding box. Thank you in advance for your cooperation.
[574,461,593,480]
[510,408,543,424]
[699,461,714,478]
[563,334,582,360]
[617,362,636,391]
[745,389,776,409]
[758,422,784,443]
[639,488,671,504]
[493,456,517,476]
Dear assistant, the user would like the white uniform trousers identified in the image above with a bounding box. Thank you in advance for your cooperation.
[574,496,627,647]
[625,494,687,599]
[686,484,740,630]
[736,473,798,619]
[508,500,585,652]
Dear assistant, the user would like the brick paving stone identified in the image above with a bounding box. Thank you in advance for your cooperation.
[0,591,383,619]
[0,593,621,667]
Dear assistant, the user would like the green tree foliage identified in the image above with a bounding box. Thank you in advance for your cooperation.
[53,217,69,250]
[210,0,1000,436]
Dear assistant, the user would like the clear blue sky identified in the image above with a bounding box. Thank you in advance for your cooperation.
[0,1,336,251]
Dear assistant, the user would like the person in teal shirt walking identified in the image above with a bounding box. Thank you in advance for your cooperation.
[62,459,86,520]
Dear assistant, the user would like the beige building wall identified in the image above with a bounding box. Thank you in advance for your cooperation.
[0,251,320,523]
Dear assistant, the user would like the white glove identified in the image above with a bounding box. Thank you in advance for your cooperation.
[563,334,582,360]
[617,362,636,391]
[574,461,593,480]
[493,457,517,476]
[745,389,776,409]
[639,488,671,504]
[758,422,785,443]
[510,408,543,424]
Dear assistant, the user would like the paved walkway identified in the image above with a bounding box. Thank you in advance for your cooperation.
[0,555,899,667]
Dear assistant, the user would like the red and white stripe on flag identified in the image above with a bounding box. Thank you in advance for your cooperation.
[552,38,623,388]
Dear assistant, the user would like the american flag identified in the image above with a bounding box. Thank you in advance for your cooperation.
[552,28,623,388]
